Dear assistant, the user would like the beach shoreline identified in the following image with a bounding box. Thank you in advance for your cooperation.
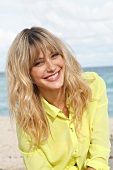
[0,116,113,170]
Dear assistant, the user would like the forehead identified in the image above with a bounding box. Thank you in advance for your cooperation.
[32,43,61,60]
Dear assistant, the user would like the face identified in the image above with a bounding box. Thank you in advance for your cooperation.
[30,50,65,94]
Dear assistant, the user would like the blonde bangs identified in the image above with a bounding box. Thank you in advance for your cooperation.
[28,34,63,70]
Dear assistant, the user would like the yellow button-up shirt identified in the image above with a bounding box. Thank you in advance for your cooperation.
[17,72,111,170]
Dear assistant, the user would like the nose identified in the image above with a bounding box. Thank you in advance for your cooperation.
[46,60,56,72]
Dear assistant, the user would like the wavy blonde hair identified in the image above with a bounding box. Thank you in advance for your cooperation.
[6,27,91,146]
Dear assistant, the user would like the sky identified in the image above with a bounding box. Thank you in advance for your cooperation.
[0,0,113,72]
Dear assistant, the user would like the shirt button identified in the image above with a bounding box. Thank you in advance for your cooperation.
[74,163,77,166]
[70,127,73,132]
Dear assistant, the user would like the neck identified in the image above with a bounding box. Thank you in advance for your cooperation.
[41,88,69,117]
[40,87,66,110]
[40,87,69,118]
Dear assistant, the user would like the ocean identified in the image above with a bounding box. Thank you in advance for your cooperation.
[0,66,113,117]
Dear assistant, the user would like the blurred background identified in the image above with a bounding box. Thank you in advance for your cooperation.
[0,0,113,117]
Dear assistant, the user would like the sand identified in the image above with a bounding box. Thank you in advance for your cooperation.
[0,116,113,170]
[0,117,25,170]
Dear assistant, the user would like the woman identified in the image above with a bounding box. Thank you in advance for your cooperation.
[6,27,110,170]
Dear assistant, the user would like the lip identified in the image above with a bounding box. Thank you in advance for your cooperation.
[43,70,60,82]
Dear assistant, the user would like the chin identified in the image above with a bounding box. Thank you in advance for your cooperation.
[51,84,64,90]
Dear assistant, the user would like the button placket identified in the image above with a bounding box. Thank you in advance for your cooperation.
[70,127,74,132]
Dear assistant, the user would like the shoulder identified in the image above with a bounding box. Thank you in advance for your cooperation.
[82,71,106,87]
[82,72,106,99]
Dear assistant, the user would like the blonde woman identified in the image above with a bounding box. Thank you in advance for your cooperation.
[6,27,110,170]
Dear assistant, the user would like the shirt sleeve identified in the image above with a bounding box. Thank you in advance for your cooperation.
[84,76,111,170]
[16,126,53,170]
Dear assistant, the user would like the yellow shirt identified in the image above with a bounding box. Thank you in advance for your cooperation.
[17,72,111,170]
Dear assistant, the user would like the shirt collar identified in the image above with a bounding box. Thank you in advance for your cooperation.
[42,93,73,119]
[42,98,61,119]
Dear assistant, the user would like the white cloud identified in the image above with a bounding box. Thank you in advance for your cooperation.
[0,0,113,71]
[0,29,15,48]
[0,29,16,72]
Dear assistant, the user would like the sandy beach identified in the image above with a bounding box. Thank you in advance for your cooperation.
[0,116,113,170]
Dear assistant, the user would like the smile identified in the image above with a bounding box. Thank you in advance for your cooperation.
[44,71,60,82]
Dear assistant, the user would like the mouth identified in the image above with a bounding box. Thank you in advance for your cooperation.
[44,70,60,82]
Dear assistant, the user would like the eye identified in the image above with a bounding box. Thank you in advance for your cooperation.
[51,52,59,58]
[34,60,44,66]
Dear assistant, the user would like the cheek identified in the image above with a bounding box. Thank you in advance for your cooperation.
[30,69,40,82]
[58,57,65,67]
[60,58,65,71]
[30,67,47,85]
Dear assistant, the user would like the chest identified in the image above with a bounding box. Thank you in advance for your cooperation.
[40,115,91,165]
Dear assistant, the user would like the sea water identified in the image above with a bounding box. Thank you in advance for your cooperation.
[0,66,113,117]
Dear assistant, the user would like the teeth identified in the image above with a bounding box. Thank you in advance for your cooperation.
[48,72,58,80]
